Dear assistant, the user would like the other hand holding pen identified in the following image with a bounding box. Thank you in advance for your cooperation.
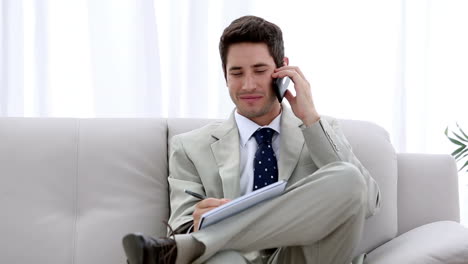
[192,198,231,232]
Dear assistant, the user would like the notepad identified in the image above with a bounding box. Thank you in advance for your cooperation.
[198,180,287,230]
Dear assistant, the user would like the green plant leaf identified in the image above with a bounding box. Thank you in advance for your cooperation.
[457,152,468,162]
[452,145,466,156]
[455,148,468,159]
[445,127,449,136]
[447,135,466,147]
[460,160,468,172]
[456,123,468,140]
[452,131,468,143]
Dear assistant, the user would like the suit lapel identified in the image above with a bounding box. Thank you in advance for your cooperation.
[210,112,241,199]
[278,107,305,181]
[210,108,303,198]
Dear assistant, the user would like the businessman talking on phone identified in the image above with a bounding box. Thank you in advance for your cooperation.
[122,15,381,264]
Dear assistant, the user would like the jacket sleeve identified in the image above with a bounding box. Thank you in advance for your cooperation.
[166,135,202,234]
[300,116,381,218]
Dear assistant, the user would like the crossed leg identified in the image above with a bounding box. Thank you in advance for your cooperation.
[175,161,368,264]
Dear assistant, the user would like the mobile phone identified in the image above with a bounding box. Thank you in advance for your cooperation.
[272,77,291,103]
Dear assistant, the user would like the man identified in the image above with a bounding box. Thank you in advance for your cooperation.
[123,15,380,264]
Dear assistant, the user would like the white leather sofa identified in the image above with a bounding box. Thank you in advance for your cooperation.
[1,117,468,264]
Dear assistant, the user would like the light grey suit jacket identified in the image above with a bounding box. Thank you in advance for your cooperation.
[167,107,380,233]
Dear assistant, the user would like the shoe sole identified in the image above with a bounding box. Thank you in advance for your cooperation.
[123,233,145,264]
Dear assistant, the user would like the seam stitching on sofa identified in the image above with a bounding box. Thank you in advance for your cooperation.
[166,119,170,173]
[71,119,80,264]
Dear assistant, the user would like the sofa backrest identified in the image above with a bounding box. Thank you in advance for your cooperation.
[0,117,398,264]
[167,118,399,255]
[396,153,460,235]
[0,118,170,264]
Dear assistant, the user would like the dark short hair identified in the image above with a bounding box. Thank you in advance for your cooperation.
[219,15,284,78]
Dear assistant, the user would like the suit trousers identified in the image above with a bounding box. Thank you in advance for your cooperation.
[184,161,368,264]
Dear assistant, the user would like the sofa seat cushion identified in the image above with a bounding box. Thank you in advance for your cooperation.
[366,221,468,264]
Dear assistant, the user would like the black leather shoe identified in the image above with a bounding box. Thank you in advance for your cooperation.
[123,233,177,264]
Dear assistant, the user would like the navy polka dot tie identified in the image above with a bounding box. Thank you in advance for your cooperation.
[253,128,278,191]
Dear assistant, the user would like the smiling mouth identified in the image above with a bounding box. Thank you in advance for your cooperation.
[239,95,263,103]
[239,94,262,99]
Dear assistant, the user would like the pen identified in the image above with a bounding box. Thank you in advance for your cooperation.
[184,189,207,200]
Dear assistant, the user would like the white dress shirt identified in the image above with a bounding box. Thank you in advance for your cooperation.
[234,110,282,196]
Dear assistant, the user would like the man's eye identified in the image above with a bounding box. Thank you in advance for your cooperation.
[255,70,267,74]
[231,72,242,76]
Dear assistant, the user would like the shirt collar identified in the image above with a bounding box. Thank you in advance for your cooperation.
[234,109,282,147]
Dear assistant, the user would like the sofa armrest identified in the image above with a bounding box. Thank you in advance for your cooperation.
[397,153,460,235]
[366,221,468,263]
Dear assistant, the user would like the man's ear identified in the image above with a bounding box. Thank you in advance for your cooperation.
[283,57,289,66]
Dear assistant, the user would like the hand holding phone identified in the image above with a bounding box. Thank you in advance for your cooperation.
[272,77,291,103]
[272,66,320,125]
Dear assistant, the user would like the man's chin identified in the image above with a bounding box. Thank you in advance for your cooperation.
[236,99,278,119]
[237,108,268,119]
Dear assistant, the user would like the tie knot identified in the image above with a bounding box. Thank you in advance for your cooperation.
[253,128,275,145]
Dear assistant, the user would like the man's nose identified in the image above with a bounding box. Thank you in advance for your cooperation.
[242,75,257,91]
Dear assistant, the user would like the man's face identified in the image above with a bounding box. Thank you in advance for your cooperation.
[226,42,281,125]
